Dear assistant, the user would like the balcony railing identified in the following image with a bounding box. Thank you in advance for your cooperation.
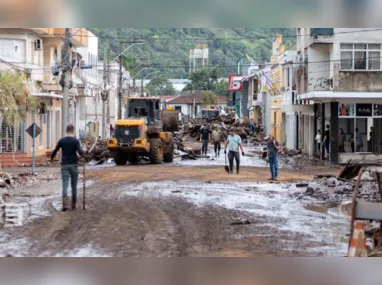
[311,28,334,37]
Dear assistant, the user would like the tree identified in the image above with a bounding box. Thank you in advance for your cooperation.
[215,80,229,97]
[0,70,35,125]
[145,76,176,96]
[183,68,223,92]
[201,90,219,105]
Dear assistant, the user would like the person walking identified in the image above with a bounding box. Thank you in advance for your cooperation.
[224,129,245,174]
[212,127,222,156]
[322,124,330,160]
[51,124,85,211]
[338,128,345,153]
[315,130,322,158]
[355,128,362,152]
[200,125,210,156]
[266,135,281,181]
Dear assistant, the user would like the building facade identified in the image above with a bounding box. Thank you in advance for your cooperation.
[166,94,227,118]
[270,33,285,143]
[0,28,90,165]
[296,28,382,164]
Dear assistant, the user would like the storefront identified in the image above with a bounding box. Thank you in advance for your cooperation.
[298,91,382,164]
[338,103,382,155]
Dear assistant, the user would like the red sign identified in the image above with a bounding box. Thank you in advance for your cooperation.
[228,74,244,92]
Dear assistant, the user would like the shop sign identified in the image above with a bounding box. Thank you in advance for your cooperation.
[228,74,244,92]
[356,104,373,117]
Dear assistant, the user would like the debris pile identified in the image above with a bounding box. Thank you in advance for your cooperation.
[290,168,381,208]
[0,172,39,189]
[82,136,114,165]
[174,115,263,160]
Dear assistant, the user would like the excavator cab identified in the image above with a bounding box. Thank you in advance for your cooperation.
[107,98,174,165]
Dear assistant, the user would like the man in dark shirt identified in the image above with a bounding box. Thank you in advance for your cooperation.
[322,124,330,160]
[51,124,84,211]
[200,125,210,156]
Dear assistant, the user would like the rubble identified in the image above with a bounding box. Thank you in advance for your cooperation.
[174,113,263,160]
[81,136,114,164]
[0,172,40,191]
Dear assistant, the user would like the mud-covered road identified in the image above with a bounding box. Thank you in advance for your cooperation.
[0,162,349,257]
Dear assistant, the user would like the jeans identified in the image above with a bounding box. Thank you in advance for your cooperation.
[214,142,221,154]
[228,151,240,173]
[61,164,79,201]
[202,139,209,155]
[269,156,279,179]
[324,142,330,158]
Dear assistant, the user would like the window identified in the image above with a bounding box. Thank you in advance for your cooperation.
[338,103,382,153]
[340,43,381,70]
[0,39,26,63]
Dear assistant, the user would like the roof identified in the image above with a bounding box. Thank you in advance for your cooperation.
[161,96,177,102]
[128,97,160,101]
[166,93,227,105]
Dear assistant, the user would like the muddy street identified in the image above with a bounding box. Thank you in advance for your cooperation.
[0,153,351,257]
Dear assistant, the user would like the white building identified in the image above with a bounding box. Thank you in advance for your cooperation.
[296,28,382,164]
[166,93,227,118]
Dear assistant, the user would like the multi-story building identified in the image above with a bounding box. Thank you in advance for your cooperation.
[279,46,297,149]
[0,28,90,166]
[296,28,382,164]
[270,33,285,143]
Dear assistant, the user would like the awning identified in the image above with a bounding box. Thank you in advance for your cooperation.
[241,73,259,82]
[32,93,63,99]
[298,91,382,103]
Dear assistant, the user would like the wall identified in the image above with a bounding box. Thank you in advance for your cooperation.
[77,31,98,85]
[308,45,331,92]
[26,98,62,157]
[336,71,382,92]
[241,81,249,118]
[331,28,382,92]
[339,153,382,164]
[271,96,282,142]
[0,30,44,81]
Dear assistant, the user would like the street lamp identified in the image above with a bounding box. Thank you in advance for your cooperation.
[112,42,145,62]
[124,67,156,97]
[141,71,160,97]
[117,42,145,119]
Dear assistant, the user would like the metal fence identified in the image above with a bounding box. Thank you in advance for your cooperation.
[0,120,25,153]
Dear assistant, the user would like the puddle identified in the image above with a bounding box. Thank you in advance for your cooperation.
[120,180,350,256]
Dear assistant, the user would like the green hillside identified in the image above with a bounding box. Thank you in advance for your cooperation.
[91,28,296,78]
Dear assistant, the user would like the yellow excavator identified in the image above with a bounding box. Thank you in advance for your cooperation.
[107,98,177,165]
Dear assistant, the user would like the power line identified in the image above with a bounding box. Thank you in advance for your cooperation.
[4,28,382,41]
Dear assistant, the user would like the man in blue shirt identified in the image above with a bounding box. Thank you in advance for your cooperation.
[266,135,281,180]
[224,129,245,174]
[51,124,85,211]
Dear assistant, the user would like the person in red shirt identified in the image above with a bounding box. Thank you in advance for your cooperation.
[341,104,347,116]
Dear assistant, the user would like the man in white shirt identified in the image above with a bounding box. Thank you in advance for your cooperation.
[224,129,245,174]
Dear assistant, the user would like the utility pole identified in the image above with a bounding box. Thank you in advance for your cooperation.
[141,78,144,97]
[118,42,123,120]
[101,47,108,139]
[60,28,72,138]
[106,47,110,127]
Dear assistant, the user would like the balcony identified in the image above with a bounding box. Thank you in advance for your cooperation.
[31,28,89,47]
[311,28,334,37]
[310,28,334,45]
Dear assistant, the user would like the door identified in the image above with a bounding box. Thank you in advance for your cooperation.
[56,110,60,145]
[47,111,51,148]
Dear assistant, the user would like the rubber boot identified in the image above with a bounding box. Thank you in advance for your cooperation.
[62,196,69,212]
[71,199,77,211]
